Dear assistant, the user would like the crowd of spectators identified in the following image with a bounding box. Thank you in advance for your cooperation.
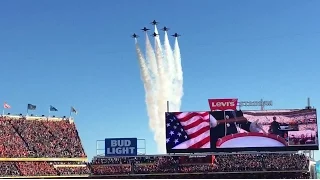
[263,154,308,171]
[0,116,89,177]
[90,153,310,178]
[0,116,86,158]
[92,172,310,179]
[55,166,91,176]
[51,161,86,165]
[0,120,29,158]
[91,164,131,175]
[216,154,264,172]
[16,162,57,176]
[0,115,313,178]
[0,161,90,177]
[0,154,309,179]
[0,162,20,177]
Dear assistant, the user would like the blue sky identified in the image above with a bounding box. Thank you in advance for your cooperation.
[0,0,319,160]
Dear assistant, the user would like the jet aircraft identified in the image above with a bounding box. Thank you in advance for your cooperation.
[141,27,150,32]
[151,20,159,25]
[171,33,181,37]
[161,26,170,31]
[131,33,139,38]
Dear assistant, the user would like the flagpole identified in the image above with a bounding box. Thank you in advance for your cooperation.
[49,108,51,118]
[2,102,4,116]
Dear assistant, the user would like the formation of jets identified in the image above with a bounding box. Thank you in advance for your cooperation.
[131,20,180,39]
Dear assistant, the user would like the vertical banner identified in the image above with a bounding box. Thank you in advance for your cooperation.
[105,138,138,157]
[208,98,238,111]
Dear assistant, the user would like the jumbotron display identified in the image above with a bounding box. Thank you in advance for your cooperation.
[166,105,318,153]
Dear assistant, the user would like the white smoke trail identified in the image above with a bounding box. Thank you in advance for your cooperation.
[154,30,168,153]
[154,25,169,83]
[145,33,158,84]
[163,31,177,111]
[173,37,184,111]
[154,25,163,53]
[134,23,184,154]
[135,39,158,134]
[144,33,162,151]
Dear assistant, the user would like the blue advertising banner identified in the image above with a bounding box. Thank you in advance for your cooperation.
[105,138,138,157]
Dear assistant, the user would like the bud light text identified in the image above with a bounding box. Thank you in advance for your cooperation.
[105,138,137,157]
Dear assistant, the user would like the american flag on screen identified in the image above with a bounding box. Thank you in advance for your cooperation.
[166,112,211,149]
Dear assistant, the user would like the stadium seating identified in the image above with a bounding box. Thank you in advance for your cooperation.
[0,161,91,177]
[0,115,314,179]
[90,172,310,179]
[90,153,311,178]
[0,156,308,179]
[55,166,91,176]
[0,115,90,178]
[0,162,20,177]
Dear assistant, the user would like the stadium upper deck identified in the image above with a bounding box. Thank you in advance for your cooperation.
[0,114,90,178]
[0,114,86,158]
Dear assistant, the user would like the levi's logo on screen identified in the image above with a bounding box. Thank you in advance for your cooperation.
[208,98,238,111]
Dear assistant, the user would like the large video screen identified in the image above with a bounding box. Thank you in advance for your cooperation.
[166,109,318,153]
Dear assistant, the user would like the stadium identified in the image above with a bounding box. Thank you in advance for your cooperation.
[0,100,318,179]
[0,18,319,179]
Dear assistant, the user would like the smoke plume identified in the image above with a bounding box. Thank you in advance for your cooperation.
[135,39,158,134]
[173,37,184,111]
[133,23,183,153]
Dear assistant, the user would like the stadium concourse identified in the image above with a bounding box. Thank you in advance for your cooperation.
[0,114,316,179]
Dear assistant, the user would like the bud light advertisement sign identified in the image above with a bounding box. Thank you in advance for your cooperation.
[105,138,138,157]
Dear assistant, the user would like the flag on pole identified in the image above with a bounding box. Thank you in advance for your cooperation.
[27,104,36,110]
[50,105,58,112]
[71,106,77,115]
[4,102,11,109]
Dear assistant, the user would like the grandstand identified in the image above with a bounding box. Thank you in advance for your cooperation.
[89,152,314,179]
[0,111,317,179]
[0,114,90,178]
